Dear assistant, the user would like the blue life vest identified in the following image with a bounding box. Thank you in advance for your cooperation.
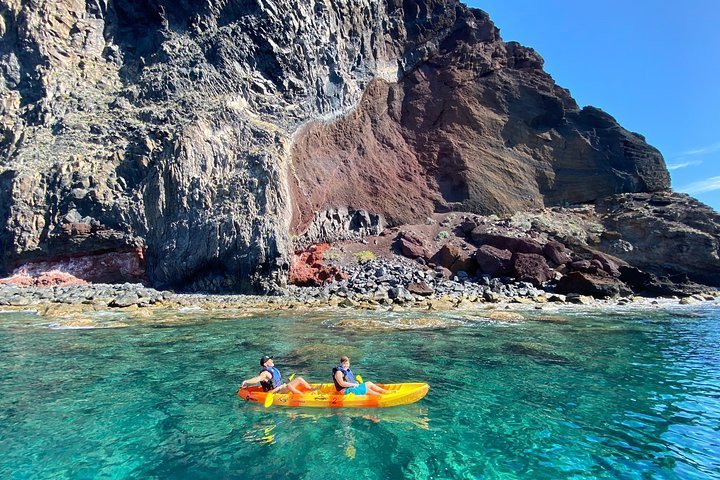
[332,365,356,392]
[259,366,282,392]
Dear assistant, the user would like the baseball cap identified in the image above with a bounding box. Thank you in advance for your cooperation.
[260,355,273,366]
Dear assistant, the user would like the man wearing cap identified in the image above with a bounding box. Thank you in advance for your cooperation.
[240,356,314,394]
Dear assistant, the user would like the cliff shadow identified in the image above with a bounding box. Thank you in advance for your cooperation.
[0,170,15,274]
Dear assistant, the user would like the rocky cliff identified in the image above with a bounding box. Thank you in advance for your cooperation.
[0,0,688,293]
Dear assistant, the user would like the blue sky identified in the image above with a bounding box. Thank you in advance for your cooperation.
[467,0,720,210]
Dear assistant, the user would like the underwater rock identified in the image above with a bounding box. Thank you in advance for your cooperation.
[504,342,571,364]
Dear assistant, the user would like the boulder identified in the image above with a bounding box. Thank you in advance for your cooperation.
[469,225,488,243]
[618,266,654,292]
[431,243,476,274]
[556,271,631,298]
[407,282,434,296]
[471,232,544,255]
[592,253,622,277]
[569,260,597,274]
[434,266,452,280]
[459,218,479,235]
[110,292,140,308]
[474,245,512,276]
[396,232,429,260]
[543,240,572,265]
[512,253,552,286]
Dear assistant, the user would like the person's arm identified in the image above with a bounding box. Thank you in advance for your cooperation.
[334,370,358,388]
[241,371,271,388]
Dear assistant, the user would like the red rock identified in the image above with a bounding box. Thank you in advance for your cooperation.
[592,253,622,277]
[396,232,429,259]
[474,245,512,276]
[288,244,346,287]
[543,240,572,265]
[0,271,87,287]
[289,41,668,236]
[512,253,552,286]
[431,243,476,274]
[407,282,434,296]
[570,260,597,273]
[5,248,147,285]
[471,232,543,255]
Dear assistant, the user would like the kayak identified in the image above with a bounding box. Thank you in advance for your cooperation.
[238,383,429,408]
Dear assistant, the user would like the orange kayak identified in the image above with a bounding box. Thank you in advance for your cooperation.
[238,383,429,408]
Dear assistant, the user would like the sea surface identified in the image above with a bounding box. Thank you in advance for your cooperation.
[1,304,719,479]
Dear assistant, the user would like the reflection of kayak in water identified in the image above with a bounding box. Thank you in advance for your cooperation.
[281,403,430,429]
[238,383,429,408]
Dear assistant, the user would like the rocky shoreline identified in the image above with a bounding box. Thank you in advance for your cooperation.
[3,199,719,316]
[2,259,718,317]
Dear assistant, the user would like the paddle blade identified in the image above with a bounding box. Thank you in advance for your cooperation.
[263,392,274,408]
[356,374,363,384]
[289,373,296,381]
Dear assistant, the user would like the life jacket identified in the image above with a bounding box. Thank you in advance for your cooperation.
[259,366,282,392]
[332,365,356,392]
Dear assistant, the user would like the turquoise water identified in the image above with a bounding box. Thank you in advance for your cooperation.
[1,305,719,479]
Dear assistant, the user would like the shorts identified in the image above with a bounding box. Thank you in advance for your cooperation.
[344,383,367,395]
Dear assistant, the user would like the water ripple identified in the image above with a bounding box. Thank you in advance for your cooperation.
[0,307,719,478]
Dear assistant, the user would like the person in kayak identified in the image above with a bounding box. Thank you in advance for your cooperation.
[240,356,314,394]
[333,356,387,396]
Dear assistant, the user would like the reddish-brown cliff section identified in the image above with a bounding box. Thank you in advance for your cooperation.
[288,244,346,287]
[2,248,147,286]
[290,80,441,234]
[0,271,88,287]
[290,10,668,236]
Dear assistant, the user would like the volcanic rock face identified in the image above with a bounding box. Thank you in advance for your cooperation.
[597,192,720,286]
[0,0,671,291]
[290,16,669,228]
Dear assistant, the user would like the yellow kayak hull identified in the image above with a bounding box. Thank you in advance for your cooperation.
[238,383,429,408]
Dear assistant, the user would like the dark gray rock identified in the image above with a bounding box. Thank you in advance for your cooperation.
[598,192,720,287]
[556,271,631,299]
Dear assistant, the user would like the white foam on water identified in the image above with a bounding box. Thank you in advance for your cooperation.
[179,306,206,313]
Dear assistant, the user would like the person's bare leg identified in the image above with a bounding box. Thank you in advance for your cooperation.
[285,382,302,394]
[366,382,387,394]
[289,377,318,392]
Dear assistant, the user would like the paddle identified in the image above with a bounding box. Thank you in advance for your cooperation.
[356,374,363,384]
